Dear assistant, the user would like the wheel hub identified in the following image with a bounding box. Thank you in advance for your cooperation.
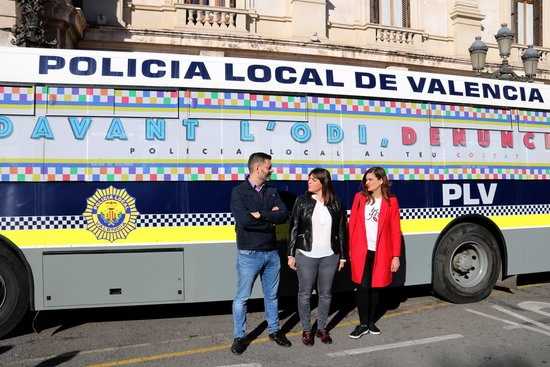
[453,250,477,273]
[450,241,488,288]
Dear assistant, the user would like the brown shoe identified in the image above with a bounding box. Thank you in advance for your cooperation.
[302,331,314,346]
[315,329,333,344]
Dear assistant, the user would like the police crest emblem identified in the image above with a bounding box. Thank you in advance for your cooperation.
[83,186,139,242]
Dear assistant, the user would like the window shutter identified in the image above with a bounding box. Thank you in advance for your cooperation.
[402,0,410,27]
[511,0,519,43]
[533,0,542,46]
[370,0,380,24]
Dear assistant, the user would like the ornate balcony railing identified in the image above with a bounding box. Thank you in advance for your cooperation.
[173,1,257,33]
[371,24,428,45]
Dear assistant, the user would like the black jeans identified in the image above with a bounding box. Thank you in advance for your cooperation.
[295,252,339,331]
[356,250,379,326]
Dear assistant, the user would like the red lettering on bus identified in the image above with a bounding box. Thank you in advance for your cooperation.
[477,130,490,148]
[402,126,417,145]
[430,127,440,146]
[501,131,514,148]
[523,132,535,150]
[452,129,466,146]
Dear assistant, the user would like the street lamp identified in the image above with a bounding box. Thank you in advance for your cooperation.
[468,23,540,81]
[522,45,540,80]
[469,36,488,74]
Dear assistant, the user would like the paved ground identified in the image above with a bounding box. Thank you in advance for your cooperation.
[1,273,549,367]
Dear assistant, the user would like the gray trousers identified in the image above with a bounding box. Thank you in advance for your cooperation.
[295,252,339,331]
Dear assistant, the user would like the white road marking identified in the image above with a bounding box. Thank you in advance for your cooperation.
[492,304,550,332]
[326,334,463,357]
[465,308,550,337]
[518,301,550,318]
[217,364,262,367]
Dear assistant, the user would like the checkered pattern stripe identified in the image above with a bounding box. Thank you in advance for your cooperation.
[3,204,550,231]
[0,215,85,231]
[307,97,430,116]
[430,103,511,123]
[0,164,251,182]
[137,212,234,227]
[249,94,307,111]
[14,88,538,126]
[2,164,550,182]
[113,89,179,117]
[517,109,550,129]
[0,213,234,231]
[34,86,115,116]
[517,109,550,123]
[189,91,250,109]
[0,85,34,105]
[400,204,550,220]
[0,85,34,115]
[41,87,113,105]
[35,86,48,107]
[114,89,178,110]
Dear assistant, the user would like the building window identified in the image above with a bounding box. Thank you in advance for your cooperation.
[512,0,542,45]
[370,0,410,28]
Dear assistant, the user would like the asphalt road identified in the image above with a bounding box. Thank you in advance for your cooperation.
[1,273,549,367]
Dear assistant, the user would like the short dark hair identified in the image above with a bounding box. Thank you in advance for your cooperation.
[247,152,272,172]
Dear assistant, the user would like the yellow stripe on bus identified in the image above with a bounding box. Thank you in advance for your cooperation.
[4,226,236,247]
[401,214,550,235]
[3,214,550,249]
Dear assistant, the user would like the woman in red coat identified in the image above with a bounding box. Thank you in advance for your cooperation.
[348,166,401,339]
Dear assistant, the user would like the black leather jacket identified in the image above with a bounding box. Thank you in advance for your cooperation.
[288,192,347,259]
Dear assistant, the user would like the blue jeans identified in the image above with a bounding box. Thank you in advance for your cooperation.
[232,249,281,338]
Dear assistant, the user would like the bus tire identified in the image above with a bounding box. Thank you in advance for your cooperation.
[433,223,501,304]
[0,246,29,338]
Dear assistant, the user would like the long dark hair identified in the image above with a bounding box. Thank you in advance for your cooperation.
[308,168,336,205]
[361,166,391,204]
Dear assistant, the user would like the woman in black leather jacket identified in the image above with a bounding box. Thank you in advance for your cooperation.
[287,168,347,346]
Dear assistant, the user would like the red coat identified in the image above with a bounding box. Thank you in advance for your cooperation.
[348,192,402,288]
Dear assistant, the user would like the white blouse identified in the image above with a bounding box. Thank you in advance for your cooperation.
[364,197,382,251]
[299,197,334,258]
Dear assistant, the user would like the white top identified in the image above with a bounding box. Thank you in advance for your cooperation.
[364,197,382,251]
[299,197,334,258]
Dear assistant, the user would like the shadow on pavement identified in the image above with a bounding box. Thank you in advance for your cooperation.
[0,345,13,355]
[517,271,550,286]
[34,350,80,367]
[4,272,548,342]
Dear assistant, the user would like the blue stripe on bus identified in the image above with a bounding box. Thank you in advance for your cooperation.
[0,179,547,217]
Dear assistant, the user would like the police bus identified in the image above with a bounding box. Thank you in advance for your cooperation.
[1,47,549,337]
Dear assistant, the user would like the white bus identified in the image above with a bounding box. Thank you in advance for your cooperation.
[1,47,549,337]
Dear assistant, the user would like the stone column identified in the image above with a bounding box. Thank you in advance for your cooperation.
[235,0,246,30]
[544,2,550,49]
[0,0,15,46]
[290,0,326,42]
[449,0,484,58]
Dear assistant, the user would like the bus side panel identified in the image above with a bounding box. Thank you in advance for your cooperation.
[503,227,550,275]
[182,242,264,302]
[399,234,436,286]
[19,248,43,311]
[42,249,184,308]
[26,243,266,310]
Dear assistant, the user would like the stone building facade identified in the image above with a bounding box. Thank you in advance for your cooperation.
[0,0,549,82]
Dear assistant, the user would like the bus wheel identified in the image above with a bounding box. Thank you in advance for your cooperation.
[433,223,501,304]
[0,246,29,338]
